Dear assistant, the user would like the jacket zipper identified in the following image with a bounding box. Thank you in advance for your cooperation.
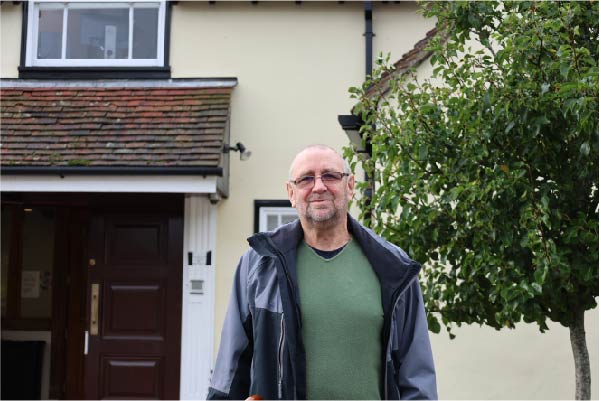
[277,313,285,399]
[261,235,306,400]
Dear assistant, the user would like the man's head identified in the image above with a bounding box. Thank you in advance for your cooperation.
[286,145,354,228]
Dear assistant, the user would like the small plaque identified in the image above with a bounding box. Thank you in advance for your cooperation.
[191,280,204,294]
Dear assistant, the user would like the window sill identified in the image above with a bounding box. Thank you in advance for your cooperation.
[18,66,171,80]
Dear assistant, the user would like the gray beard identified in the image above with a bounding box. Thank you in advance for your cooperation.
[304,201,345,227]
[306,207,338,224]
[298,187,348,226]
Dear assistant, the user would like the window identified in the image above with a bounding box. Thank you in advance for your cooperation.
[254,200,297,233]
[26,1,166,67]
[1,204,56,328]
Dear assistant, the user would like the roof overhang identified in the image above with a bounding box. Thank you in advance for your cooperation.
[0,174,218,194]
[0,166,220,193]
[0,78,237,196]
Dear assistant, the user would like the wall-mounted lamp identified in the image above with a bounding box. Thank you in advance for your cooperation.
[223,142,252,161]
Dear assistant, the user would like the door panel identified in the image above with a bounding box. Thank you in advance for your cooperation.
[104,282,165,339]
[85,212,182,400]
[107,219,167,266]
[101,357,162,399]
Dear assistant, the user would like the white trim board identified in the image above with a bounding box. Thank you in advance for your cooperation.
[180,195,217,399]
[0,175,218,193]
[0,78,238,89]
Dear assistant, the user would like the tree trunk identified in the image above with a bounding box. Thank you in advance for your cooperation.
[569,310,591,400]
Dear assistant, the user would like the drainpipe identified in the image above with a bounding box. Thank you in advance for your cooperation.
[363,1,374,225]
[364,1,373,79]
[339,2,375,225]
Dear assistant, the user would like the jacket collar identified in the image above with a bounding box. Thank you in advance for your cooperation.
[247,218,304,257]
[347,216,421,302]
[248,214,421,292]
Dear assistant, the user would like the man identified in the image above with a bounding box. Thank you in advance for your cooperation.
[208,145,437,400]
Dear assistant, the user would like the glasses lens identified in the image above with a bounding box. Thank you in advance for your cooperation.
[321,172,343,182]
[296,176,315,188]
[293,172,346,188]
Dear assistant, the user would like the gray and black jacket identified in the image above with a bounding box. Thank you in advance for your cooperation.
[208,215,437,400]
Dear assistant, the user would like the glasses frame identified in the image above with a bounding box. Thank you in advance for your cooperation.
[289,172,350,189]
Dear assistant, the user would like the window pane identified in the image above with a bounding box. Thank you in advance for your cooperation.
[67,8,129,59]
[267,215,279,231]
[281,214,297,225]
[37,9,63,59]
[20,208,55,319]
[1,207,12,317]
[133,8,158,59]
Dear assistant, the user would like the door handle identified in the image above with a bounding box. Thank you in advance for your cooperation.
[90,283,99,335]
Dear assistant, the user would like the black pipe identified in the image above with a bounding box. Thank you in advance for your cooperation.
[0,166,223,176]
[364,1,374,78]
[363,1,374,225]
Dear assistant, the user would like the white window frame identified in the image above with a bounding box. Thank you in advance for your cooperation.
[258,206,298,232]
[26,0,166,67]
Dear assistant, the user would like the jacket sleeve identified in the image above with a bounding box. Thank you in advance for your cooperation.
[394,278,438,400]
[207,252,254,400]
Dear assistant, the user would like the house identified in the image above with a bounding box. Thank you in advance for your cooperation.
[0,1,435,398]
[1,1,597,400]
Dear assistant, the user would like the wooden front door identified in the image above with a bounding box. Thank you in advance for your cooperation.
[84,211,183,399]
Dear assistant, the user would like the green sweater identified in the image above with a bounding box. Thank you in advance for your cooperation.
[297,239,383,400]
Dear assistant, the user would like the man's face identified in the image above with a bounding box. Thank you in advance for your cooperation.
[286,147,354,226]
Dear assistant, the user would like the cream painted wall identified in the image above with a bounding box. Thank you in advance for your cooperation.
[0,3,22,78]
[373,2,433,65]
[170,0,435,362]
[431,308,599,399]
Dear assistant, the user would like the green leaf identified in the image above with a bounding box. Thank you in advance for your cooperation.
[560,62,570,79]
[427,314,441,333]
[580,142,590,157]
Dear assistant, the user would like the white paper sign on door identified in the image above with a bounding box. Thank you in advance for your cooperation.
[21,271,40,298]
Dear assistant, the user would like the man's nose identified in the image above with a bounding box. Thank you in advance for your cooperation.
[312,176,328,192]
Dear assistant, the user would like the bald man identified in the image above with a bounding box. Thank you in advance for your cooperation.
[208,145,437,400]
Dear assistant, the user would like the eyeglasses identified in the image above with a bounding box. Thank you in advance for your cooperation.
[289,172,349,189]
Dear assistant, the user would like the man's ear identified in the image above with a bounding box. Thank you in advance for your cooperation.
[346,174,355,202]
[286,182,296,208]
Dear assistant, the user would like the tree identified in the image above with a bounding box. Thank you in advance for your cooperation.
[345,2,598,399]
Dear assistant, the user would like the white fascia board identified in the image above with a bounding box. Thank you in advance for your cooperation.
[0,175,217,194]
[0,78,238,89]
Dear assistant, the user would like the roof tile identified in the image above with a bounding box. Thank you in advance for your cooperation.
[366,27,439,98]
[1,86,233,168]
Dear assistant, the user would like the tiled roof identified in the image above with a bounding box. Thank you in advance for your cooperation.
[366,27,438,98]
[1,86,232,168]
